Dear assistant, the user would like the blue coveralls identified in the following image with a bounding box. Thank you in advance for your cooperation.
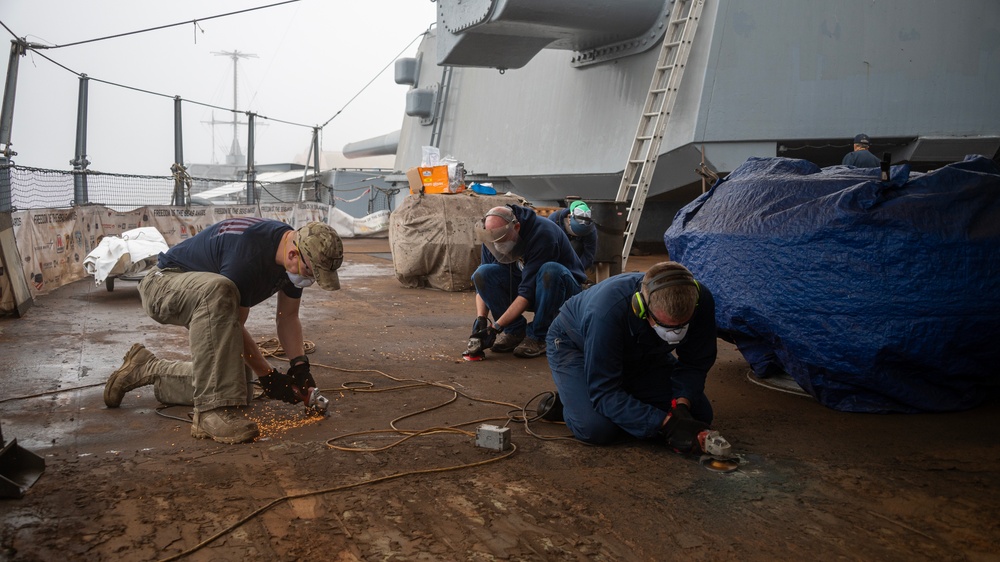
[472,205,587,341]
[547,207,598,271]
[545,273,717,444]
[842,149,881,168]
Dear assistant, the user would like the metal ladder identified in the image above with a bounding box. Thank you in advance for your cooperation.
[615,0,705,268]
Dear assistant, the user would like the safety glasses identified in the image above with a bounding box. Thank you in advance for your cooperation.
[475,217,515,244]
[294,242,316,279]
[649,311,688,330]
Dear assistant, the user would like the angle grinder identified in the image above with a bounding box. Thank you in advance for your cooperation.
[463,317,497,361]
[697,430,741,473]
[306,387,330,416]
[462,335,487,361]
[295,386,330,416]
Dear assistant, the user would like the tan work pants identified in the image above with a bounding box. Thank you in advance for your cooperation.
[137,268,252,412]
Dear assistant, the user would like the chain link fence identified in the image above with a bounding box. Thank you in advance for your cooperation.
[0,163,398,213]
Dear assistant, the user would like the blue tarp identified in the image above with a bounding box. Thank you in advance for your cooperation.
[665,156,1000,413]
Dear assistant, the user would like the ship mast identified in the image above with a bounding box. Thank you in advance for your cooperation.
[210,50,258,166]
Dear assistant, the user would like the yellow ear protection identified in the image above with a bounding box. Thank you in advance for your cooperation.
[631,269,698,321]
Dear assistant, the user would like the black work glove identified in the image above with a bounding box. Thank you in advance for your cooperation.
[660,401,709,453]
[470,316,498,350]
[258,369,300,404]
[287,355,316,395]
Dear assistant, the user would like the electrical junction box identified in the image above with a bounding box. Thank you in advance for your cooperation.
[475,424,511,451]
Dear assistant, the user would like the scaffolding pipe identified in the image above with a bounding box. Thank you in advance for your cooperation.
[1,40,26,160]
[71,74,90,206]
[1,41,25,213]
[245,112,256,205]
[172,96,186,206]
[312,127,321,201]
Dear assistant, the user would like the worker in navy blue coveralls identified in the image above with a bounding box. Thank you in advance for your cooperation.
[543,261,716,451]
[547,200,598,272]
[103,218,344,444]
[470,204,587,358]
[842,133,881,168]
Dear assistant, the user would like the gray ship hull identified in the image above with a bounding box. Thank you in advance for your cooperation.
[372,0,1000,244]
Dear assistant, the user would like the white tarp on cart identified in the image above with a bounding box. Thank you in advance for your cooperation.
[83,227,169,286]
[329,206,391,238]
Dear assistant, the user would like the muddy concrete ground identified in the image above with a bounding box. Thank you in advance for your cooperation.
[1,237,999,561]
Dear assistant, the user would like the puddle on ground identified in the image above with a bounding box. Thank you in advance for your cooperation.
[338,262,394,279]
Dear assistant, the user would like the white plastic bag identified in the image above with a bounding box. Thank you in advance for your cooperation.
[421,146,440,167]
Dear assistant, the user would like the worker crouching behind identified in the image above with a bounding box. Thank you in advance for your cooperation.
[469,205,588,358]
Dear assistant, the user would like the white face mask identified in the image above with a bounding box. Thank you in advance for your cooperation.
[287,271,314,288]
[494,240,517,255]
[653,324,688,344]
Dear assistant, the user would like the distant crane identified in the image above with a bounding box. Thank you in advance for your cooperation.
[207,50,258,166]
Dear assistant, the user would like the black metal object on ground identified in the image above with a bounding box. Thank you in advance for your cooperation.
[0,419,45,499]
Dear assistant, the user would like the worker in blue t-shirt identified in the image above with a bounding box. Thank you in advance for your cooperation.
[103,218,344,444]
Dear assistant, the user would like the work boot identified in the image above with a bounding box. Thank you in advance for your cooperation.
[104,343,156,408]
[191,407,260,444]
[537,391,564,422]
[513,337,546,358]
[490,330,525,353]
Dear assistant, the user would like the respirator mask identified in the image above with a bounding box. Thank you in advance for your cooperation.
[475,211,522,264]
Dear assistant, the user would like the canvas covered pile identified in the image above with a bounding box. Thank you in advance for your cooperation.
[389,193,525,291]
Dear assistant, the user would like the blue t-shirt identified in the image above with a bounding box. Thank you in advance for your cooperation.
[158,217,302,307]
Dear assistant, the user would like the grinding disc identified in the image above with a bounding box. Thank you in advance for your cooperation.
[700,456,740,473]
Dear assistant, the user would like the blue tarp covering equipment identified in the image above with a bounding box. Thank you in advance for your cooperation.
[665,156,1000,413]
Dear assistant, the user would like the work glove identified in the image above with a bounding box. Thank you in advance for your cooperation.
[470,316,498,350]
[660,401,709,454]
[287,355,316,397]
[258,369,300,404]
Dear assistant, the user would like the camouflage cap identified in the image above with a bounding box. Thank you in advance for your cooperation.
[295,222,343,291]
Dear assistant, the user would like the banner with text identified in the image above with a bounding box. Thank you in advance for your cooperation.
[9,202,334,299]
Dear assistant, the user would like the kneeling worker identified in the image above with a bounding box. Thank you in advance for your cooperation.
[543,261,716,452]
[470,205,587,358]
[103,218,344,444]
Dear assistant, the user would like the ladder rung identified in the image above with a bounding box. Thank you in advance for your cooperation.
[617,0,704,269]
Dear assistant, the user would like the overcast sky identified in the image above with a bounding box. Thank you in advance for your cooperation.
[0,0,435,175]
